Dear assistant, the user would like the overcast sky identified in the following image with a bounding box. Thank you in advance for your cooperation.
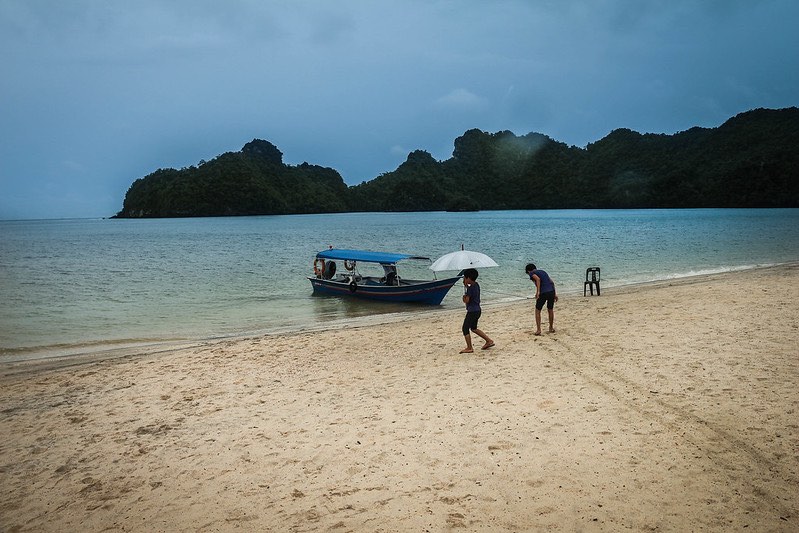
[1,0,797,219]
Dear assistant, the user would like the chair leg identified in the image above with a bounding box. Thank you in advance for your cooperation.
[585,281,601,296]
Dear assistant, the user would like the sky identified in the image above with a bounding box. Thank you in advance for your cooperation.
[1,0,797,219]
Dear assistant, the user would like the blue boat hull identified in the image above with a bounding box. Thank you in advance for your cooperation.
[308,276,460,305]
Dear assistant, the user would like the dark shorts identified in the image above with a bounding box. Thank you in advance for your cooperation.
[462,311,481,336]
[535,291,556,311]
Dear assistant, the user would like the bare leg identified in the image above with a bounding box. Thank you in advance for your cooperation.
[473,328,494,349]
[460,335,473,353]
[547,308,555,333]
[534,309,542,335]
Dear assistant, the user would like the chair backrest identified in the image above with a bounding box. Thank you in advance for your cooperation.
[586,267,600,282]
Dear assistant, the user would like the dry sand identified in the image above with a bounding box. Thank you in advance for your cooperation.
[1,265,797,532]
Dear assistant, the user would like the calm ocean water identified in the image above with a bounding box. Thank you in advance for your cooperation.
[1,209,798,362]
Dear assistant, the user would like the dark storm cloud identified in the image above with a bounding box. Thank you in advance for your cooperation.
[1,0,796,218]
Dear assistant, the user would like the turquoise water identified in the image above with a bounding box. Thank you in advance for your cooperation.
[1,209,798,362]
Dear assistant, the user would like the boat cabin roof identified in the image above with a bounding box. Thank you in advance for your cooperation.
[315,248,429,265]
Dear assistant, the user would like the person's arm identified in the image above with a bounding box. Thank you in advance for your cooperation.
[532,274,541,299]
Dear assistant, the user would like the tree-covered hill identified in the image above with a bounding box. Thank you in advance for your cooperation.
[116,140,352,217]
[114,107,799,218]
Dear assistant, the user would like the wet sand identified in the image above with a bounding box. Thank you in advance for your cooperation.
[1,264,797,531]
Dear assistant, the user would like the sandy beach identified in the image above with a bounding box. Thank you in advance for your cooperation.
[1,265,797,532]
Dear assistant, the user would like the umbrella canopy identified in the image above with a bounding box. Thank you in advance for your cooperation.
[429,249,499,272]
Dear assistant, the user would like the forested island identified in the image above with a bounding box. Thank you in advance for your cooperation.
[114,107,799,218]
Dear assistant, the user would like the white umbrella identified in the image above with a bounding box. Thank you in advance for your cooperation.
[429,247,499,272]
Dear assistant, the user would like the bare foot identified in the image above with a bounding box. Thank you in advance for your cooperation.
[481,342,495,350]
[549,328,555,333]
[459,348,474,354]
[534,331,542,336]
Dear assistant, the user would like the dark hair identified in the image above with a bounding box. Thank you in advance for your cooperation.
[525,263,536,272]
[463,268,479,281]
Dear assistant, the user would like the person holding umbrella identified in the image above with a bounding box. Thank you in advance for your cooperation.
[429,247,498,353]
[460,268,494,353]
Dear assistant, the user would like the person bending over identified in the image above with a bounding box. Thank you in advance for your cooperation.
[526,263,558,336]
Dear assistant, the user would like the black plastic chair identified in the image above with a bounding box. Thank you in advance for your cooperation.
[584,267,601,296]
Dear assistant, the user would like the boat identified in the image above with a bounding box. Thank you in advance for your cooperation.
[308,248,461,305]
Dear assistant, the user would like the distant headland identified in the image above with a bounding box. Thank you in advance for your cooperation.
[114,107,799,218]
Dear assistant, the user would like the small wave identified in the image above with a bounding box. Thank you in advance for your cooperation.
[0,337,186,364]
[607,262,782,290]
[662,263,775,279]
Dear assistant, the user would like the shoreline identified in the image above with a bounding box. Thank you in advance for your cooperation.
[1,263,797,531]
[2,261,795,373]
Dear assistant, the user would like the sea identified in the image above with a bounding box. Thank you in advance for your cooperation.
[1,209,798,364]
